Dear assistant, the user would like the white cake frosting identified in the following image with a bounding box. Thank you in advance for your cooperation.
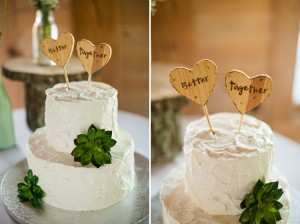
[45,81,118,153]
[27,127,135,211]
[161,164,290,224]
[184,113,274,215]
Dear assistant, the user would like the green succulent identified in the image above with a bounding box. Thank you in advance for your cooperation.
[71,124,117,168]
[17,169,45,208]
[239,179,284,224]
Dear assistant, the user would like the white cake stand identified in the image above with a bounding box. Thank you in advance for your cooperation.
[1,153,149,224]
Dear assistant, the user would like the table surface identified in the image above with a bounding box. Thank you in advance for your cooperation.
[151,116,300,198]
[0,108,149,223]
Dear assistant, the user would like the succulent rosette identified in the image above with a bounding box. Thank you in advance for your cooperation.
[71,124,117,168]
[17,169,45,208]
[240,179,284,224]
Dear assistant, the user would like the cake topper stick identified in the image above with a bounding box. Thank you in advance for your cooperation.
[41,32,75,89]
[238,114,244,133]
[63,67,70,88]
[169,59,218,137]
[76,39,112,89]
[203,105,214,133]
[225,70,273,133]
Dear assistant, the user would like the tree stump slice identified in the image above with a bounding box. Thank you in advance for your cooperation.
[151,63,189,164]
[2,57,87,131]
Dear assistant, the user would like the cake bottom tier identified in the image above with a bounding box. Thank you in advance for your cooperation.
[27,127,135,211]
[160,164,290,224]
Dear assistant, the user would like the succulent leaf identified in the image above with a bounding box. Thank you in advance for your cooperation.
[264,213,276,224]
[246,195,256,207]
[273,201,283,210]
[105,130,112,137]
[81,151,93,165]
[253,179,264,195]
[95,129,105,139]
[269,189,283,201]
[256,186,265,203]
[77,134,88,143]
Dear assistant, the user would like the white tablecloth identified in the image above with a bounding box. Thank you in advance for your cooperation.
[0,108,149,223]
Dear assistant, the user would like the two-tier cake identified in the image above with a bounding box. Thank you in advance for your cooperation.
[160,113,290,223]
[27,81,135,211]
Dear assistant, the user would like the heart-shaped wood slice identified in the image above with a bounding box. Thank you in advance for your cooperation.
[40,32,74,68]
[76,40,112,75]
[225,70,272,114]
[169,59,218,106]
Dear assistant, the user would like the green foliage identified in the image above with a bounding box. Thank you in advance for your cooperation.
[17,169,45,208]
[239,179,284,224]
[71,124,117,168]
[26,0,59,12]
[151,0,166,16]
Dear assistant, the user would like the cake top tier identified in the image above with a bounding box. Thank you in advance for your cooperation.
[45,80,118,154]
[184,112,274,158]
[45,81,117,102]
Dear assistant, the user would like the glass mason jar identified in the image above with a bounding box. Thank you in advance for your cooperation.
[32,10,58,66]
[0,74,15,150]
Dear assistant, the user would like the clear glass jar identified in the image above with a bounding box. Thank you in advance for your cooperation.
[0,74,15,150]
[32,10,58,66]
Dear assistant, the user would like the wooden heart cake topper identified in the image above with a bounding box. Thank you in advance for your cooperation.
[169,59,218,136]
[225,70,273,132]
[41,32,75,88]
[76,39,112,88]
[41,32,74,68]
[225,71,272,114]
[169,59,217,106]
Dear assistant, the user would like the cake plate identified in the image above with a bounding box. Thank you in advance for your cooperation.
[1,153,149,224]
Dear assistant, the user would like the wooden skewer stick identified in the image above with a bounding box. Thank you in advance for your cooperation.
[87,74,92,89]
[202,105,214,137]
[63,67,71,89]
[238,114,244,133]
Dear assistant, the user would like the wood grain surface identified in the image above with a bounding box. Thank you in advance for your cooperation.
[169,59,217,106]
[225,70,272,114]
[76,40,112,76]
[40,32,75,68]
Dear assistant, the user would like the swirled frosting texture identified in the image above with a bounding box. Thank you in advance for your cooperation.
[161,164,289,224]
[45,81,118,153]
[27,127,135,211]
[184,113,274,215]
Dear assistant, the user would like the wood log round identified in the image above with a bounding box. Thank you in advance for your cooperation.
[151,62,189,164]
[2,57,87,131]
[151,96,188,164]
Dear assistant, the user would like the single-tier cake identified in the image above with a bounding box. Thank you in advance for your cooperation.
[160,113,290,223]
[27,81,135,211]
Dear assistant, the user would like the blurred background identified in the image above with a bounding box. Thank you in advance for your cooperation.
[151,2,300,220]
[0,0,149,117]
[152,0,300,143]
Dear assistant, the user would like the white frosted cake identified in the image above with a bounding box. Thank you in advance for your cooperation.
[160,113,290,223]
[26,81,135,211]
